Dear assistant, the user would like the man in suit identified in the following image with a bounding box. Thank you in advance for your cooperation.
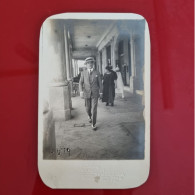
[79,57,103,130]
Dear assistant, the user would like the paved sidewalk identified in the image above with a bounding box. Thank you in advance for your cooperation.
[53,91,145,160]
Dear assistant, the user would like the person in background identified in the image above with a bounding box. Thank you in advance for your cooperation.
[115,66,124,98]
[110,66,117,80]
[72,68,83,96]
[102,66,115,106]
[73,68,83,83]
[109,66,117,102]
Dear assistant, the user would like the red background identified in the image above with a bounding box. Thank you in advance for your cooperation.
[0,0,194,194]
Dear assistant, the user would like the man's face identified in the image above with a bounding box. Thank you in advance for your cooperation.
[86,61,94,69]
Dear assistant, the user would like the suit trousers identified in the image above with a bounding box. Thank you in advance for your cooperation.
[85,96,98,126]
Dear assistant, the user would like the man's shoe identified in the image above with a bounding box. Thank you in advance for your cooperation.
[92,125,97,131]
[88,116,92,123]
[111,103,114,106]
[106,103,109,106]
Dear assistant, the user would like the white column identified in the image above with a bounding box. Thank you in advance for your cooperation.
[124,36,130,86]
[69,45,74,98]
[102,47,107,74]
[130,34,136,94]
[96,52,100,71]
[64,27,71,80]
[69,45,73,79]
[75,60,78,75]
[64,27,73,106]
[99,51,103,74]
[72,59,77,77]
[74,59,77,77]
[111,37,116,69]
[42,20,71,121]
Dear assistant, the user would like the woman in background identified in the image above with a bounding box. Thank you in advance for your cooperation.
[115,66,124,98]
[102,66,115,106]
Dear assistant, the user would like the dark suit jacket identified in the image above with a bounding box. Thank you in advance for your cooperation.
[79,69,103,99]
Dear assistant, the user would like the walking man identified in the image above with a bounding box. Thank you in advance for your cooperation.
[79,57,103,130]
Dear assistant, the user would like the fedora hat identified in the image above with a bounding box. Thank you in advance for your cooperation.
[84,57,95,64]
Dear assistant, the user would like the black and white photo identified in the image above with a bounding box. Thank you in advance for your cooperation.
[38,13,150,188]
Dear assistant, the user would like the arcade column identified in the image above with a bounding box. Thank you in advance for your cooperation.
[102,47,107,74]
[64,27,73,104]
[42,20,71,121]
[129,34,136,94]
[110,37,115,69]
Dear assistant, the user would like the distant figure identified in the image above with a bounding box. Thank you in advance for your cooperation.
[110,66,118,102]
[110,66,118,80]
[102,66,115,106]
[73,69,83,96]
[73,68,83,83]
[79,57,103,130]
[115,66,124,98]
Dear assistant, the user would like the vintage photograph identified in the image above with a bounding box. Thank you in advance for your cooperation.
[40,16,147,160]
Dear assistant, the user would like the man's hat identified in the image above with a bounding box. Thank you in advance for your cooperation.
[84,57,95,64]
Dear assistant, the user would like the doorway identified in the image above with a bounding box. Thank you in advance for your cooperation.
[106,45,111,66]
[118,40,127,85]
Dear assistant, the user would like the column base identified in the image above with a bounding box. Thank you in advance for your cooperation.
[130,76,140,94]
[130,76,135,94]
[49,84,71,121]
[53,109,71,121]
[136,90,145,105]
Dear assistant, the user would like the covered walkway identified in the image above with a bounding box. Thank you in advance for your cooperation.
[41,18,146,160]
